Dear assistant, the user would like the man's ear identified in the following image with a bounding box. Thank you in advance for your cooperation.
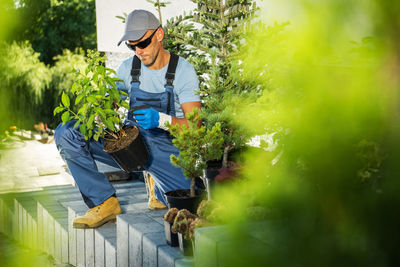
[156,28,164,42]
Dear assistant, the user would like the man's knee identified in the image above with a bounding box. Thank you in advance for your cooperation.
[54,121,85,152]
[55,121,74,145]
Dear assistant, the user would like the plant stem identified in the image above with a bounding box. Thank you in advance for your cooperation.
[105,129,119,139]
[222,146,230,168]
[190,177,195,197]
[157,0,162,25]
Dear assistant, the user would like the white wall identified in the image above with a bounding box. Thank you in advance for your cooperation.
[96,0,196,53]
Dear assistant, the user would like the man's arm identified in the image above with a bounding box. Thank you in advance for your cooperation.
[171,101,202,127]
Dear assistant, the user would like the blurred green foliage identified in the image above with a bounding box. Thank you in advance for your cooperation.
[43,49,88,128]
[0,0,19,135]
[201,0,400,266]
[0,41,50,130]
[0,41,87,131]
[0,0,94,132]
[14,0,96,65]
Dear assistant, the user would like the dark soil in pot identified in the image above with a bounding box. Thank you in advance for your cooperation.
[103,126,149,172]
[165,189,205,214]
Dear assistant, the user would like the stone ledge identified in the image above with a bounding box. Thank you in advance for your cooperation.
[0,179,191,267]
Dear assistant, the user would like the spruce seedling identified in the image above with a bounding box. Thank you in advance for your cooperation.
[167,108,224,197]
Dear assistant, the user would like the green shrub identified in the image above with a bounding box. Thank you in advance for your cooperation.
[43,49,87,128]
[0,41,50,130]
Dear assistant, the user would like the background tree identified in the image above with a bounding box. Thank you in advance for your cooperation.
[0,41,51,129]
[165,0,260,167]
[14,0,96,65]
[146,0,171,25]
[43,49,88,128]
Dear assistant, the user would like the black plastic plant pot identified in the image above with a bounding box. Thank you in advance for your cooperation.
[203,160,222,200]
[205,160,223,180]
[178,233,193,256]
[164,189,205,214]
[108,130,149,173]
[164,221,179,247]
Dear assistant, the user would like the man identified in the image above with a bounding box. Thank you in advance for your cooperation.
[54,9,201,228]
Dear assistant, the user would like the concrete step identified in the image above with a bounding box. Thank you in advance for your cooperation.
[0,178,192,267]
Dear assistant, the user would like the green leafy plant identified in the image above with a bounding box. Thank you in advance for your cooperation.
[167,107,224,197]
[53,50,129,141]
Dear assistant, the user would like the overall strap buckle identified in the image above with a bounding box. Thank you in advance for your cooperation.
[165,53,179,88]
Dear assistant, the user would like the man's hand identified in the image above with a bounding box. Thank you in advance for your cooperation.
[133,108,159,129]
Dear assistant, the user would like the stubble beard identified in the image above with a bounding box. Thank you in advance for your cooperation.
[145,47,161,68]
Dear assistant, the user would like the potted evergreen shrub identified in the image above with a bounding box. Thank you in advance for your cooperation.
[54,50,149,172]
[165,108,223,212]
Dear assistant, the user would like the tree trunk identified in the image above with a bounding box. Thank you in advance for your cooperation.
[157,0,162,26]
[222,146,230,168]
[190,178,196,197]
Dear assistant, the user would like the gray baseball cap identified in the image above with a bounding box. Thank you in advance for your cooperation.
[118,10,160,46]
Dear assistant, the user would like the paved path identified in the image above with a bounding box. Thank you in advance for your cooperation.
[0,139,74,194]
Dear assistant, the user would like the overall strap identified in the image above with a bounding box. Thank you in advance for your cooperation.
[131,56,141,83]
[165,53,179,87]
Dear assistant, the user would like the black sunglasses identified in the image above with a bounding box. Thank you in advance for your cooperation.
[125,27,160,51]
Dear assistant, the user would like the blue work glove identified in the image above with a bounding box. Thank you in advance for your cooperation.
[133,108,159,129]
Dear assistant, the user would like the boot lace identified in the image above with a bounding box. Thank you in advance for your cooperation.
[88,201,104,214]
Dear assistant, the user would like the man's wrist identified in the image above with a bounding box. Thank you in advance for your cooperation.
[158,112,172,131]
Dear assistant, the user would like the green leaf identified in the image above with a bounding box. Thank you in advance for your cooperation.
[79,124,87,136]
[61,111,70,125]
[120,101,130,109]
[87,114,96,128]
[61,92,70,108]
[109,117,120,125]
[71,83,79,93]
[75,95,84,105]
[78,104,87,115]
[88,130,93,139]
[104,109,115,114]
[73,120,80,129]
[53,106,64,116]
[120,90,128,96]
[110,89,120,101]
[103,119,115,131]
[93,132,100,141]
[87,95,97,104]
[95,107,106,120]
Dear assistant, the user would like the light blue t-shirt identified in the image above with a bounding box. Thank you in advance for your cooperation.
[116,54,200,118]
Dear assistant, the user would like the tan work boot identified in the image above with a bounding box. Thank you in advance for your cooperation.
[146,173,167,210]
[73,196,122,229]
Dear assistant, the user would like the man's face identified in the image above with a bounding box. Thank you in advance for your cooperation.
[127,28,161,67]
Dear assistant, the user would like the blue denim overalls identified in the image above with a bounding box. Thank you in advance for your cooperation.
[54,53,190,207]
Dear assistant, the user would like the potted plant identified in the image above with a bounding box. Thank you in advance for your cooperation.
[163,207,179,247]
[170,202,215,255]
[53,50,149,172]
[171,209,197,256]
[165,108,224,212]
